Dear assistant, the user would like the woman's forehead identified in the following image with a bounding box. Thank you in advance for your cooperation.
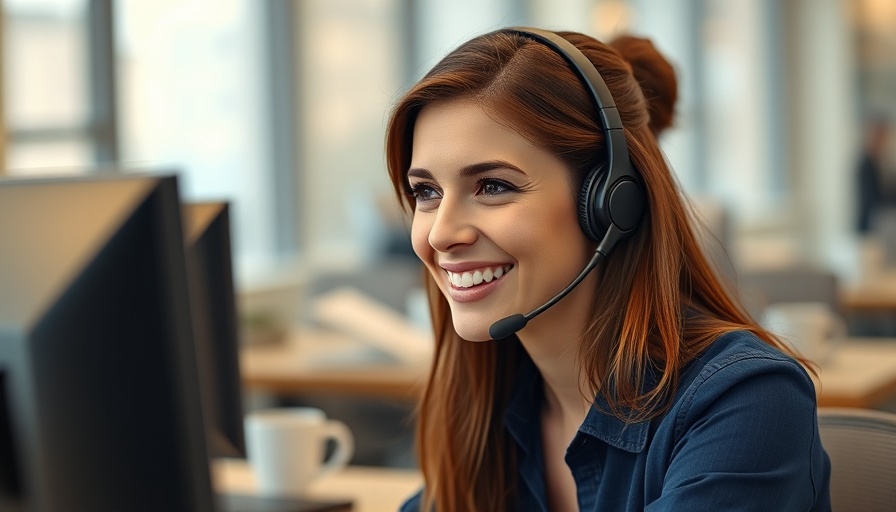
[410,101,538,165]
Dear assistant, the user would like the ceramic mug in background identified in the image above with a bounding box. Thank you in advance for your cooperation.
[761,301,846,364]
[245,407,354,497]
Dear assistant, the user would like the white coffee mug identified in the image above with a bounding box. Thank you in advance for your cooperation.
[245,407,354,496]
[761,301,845,364]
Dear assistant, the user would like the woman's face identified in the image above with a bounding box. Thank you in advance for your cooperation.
[408,99,597,342]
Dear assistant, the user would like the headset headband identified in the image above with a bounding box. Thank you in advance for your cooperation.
[505,27,634,195]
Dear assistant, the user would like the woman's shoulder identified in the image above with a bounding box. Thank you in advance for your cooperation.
[650,331,831,510]
[694,329,804,371]
[670,330,817,429]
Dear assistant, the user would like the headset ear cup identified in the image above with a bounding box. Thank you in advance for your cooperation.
[577,167,604,241]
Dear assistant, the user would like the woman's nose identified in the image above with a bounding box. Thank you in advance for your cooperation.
[427,198,478,252]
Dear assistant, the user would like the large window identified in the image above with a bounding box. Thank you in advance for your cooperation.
[3,0,869,280]
[115,0,291,273]
[3,0,106,172]
[2,0,297,281]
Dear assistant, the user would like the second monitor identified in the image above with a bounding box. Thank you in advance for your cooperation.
[183,201,246,460]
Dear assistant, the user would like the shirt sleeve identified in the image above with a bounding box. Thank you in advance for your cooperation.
[646,356,831,511]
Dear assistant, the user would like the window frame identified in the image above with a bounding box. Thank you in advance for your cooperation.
[3,0,119,172]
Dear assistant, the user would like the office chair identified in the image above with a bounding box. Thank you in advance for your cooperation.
[817,407,896,511]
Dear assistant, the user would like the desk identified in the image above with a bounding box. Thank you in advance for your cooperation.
[241,329,426,401]
[840,239,896,312]
[212,459,422,512]
[243,331,896,410]
[841,275,896,312]
[815,338,896,408]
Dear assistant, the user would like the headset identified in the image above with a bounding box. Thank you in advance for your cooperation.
[488,27,647,340]
[508,27,645,245]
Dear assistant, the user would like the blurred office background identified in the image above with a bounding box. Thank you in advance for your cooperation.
[3,0,896,288]
[3,0,896,465]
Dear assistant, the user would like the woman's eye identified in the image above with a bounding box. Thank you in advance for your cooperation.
[409,183,441,202]
[478,179,515,196]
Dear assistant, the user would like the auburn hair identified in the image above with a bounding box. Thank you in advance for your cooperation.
[609,34,678,136]
[385,29,811,511]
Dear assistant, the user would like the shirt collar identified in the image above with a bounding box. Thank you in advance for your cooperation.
[578,393,649,453]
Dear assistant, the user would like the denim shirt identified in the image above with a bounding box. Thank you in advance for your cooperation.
[400,331,832,511]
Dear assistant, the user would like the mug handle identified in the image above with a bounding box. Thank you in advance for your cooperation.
[315,419,355,480]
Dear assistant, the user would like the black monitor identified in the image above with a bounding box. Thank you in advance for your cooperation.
[0,174,215,511]
[182,201,246,459]
[0,174,353,512]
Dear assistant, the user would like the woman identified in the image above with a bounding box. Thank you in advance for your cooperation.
[385,27,830,511]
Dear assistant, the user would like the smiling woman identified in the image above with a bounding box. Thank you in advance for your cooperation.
[385,27,832,512]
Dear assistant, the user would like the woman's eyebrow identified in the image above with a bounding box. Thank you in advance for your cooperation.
[460,160,526,177]
[407,160,525,179]
[406,167,433,180]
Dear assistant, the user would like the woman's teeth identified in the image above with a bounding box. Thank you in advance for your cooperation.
[446,265,510,288]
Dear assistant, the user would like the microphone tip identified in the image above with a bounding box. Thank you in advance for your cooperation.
[489,314,527,340]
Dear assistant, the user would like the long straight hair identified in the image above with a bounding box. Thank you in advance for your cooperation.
[385,29,812,511]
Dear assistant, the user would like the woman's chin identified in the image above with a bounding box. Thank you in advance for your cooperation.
[451,319,494,342]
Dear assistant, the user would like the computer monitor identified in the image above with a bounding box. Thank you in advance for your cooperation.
[0,174,354,512]
[183,201,246,459]
[0,174,215,511]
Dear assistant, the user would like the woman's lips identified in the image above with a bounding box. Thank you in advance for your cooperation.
[443,264,513,303]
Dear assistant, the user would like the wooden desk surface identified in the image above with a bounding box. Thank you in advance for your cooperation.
[814,338,896,408]
[243,331,896,410]
[839,240,896,311]
[841,280,896,312]
[212,459,422,512]
[241,329,427,401]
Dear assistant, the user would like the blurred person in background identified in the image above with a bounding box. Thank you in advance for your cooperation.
[856,114,893,234]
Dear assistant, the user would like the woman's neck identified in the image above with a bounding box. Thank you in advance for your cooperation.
[515,265,600,423]
[532,347,592,429]
[518,305,594,427]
